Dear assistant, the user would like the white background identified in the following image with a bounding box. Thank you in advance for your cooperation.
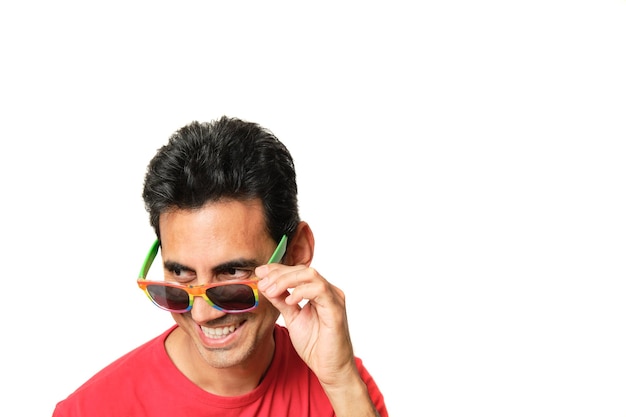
[1,1,625,416]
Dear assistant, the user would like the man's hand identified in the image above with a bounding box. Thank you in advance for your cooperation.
[256,263,355,386]
[256,264,382,417]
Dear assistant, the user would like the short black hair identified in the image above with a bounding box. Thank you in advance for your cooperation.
[142,116,300,244]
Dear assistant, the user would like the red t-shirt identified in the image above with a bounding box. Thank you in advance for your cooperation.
[52,324,388,416]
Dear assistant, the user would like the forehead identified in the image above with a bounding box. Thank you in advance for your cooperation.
[158,199,271,260]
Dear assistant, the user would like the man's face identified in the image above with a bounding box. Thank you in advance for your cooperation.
[158,198,281,370]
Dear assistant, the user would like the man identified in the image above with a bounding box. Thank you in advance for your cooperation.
[53,116,388,416]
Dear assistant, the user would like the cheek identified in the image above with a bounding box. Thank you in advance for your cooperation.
[256,296,281,323]
[171,313,187,328]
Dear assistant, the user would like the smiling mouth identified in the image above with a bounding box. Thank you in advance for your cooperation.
[201,322,242,339]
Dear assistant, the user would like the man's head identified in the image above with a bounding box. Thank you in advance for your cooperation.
[142,116,300,243]
[139,117,314,375]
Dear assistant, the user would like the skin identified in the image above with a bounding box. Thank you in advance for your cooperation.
[159,198,380,416]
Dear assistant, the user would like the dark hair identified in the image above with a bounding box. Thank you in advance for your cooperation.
[142,116,300,244]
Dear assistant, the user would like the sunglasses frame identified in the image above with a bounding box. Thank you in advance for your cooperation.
[137,235,288,313]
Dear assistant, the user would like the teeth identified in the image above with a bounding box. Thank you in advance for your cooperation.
[201,324,238,339]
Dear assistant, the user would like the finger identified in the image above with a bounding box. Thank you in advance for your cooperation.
[260,286,302,320]
[257,264,310,294]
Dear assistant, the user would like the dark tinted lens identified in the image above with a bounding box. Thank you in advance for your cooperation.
[147,285,190,311]
[206,284,256,311]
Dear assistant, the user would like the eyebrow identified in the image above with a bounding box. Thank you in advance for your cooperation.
[163,258,261,275]
[213,259,260,273]
[163,261,191,273]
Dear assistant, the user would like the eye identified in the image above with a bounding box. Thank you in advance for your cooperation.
[165,264,196,282]
[219,267,255,281]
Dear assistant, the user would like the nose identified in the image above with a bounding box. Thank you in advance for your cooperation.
[189,295,226,323]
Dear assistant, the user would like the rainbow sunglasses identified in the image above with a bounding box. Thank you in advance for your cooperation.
[137,235,288,313]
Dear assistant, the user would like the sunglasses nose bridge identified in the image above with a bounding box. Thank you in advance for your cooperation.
[187,286,220,312]
[186,285,208,296]
[188,293,223,319]
[186,286,215,309]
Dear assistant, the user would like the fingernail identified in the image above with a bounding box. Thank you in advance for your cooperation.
[256,265,268,277]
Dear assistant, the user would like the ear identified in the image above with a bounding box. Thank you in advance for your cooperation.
[284,221,315,266]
